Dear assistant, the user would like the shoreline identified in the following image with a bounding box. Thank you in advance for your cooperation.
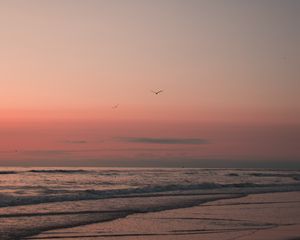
[1,193,244,240]
[26,191,300,240]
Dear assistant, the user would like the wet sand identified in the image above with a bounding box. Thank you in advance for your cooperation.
[27,192,300,240]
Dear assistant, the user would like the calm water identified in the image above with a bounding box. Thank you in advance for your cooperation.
[0,167,300,239]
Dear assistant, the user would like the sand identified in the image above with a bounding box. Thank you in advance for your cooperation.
[26,192,300,240]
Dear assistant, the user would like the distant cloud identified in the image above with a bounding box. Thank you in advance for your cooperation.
[120,137,209,145]
[64,140,87,144]
[23,150,69,156]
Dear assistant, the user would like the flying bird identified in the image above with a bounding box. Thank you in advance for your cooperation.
[151,89,164,95]
[112,104,119,109]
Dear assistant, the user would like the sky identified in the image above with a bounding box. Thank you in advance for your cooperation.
[0,0,299,168]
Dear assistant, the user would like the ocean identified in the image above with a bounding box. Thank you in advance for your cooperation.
[0,167,300,239]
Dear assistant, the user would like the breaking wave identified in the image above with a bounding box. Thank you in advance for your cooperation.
[28,169,90,174]
[0,171,17,174]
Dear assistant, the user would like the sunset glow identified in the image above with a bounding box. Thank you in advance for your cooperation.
[1,0,299,167]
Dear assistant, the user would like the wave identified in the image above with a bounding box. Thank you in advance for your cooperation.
[84,182,300,198]
[0,169,92,175]
[1,181,300,208]
[28,169,90,174]
[0,171,17,174]
[226,173,240,177]
[248,172,300,180]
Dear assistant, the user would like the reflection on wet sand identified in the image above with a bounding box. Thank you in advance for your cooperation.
[28,192,300,240]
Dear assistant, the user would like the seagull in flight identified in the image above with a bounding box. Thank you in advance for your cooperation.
[112,104,119,109]
[151,89,164,95]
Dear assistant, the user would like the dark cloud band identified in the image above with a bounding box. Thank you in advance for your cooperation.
[120,137,209,145]
[65,140,87,144]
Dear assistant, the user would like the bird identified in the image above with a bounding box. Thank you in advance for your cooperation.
[112,104,119,109]
[151,89,164,95]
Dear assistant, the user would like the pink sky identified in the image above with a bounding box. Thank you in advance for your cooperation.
[0,1,299,167]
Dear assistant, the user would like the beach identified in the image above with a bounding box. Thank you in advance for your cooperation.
[28,192,300,240]
[0,168,300,240]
